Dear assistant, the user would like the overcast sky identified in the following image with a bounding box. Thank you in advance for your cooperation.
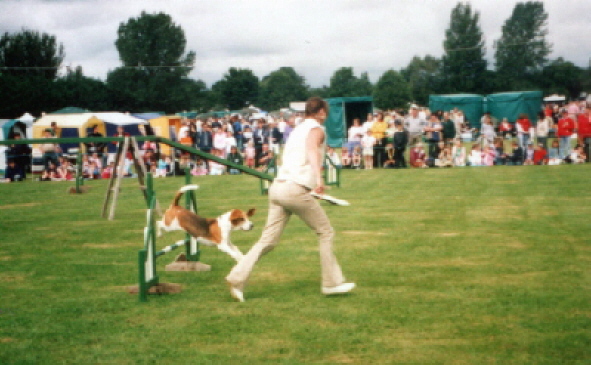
[1,0,589,88]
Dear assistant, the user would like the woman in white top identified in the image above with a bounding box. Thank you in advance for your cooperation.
[480,114,496,144]
[347,118,364,151]
[535,111,551,149]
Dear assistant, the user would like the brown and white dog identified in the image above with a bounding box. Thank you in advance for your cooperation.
[157,185,255,262]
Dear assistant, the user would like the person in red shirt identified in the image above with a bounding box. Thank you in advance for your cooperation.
[533,144,548,165]
[516,113,532,149]
[557,109,576,159]
[577,105,591,146]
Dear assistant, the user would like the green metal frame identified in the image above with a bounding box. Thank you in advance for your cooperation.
[138,191,158,302]
[137,172,202,302]
[259,156,277,195]
[323,154,341,188]
[74,152,84,193]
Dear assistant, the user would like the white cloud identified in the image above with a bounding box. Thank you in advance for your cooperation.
[0,0,589,87]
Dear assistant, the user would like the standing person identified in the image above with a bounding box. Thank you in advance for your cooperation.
[392,121,408,168]
[480,114,496,144]
[7,134,31,180]
[370,112,388,167]
[576,105,591,161]
[405,105,427,146]
[535,111,551,149]
[347,118,364,152]
[361,130,376,169]
[441,112,456,144]
[556,109,576,159]
[515,113,533,149]
[40,129,60,168]
[226,97,355,302]
[424,114,442,161]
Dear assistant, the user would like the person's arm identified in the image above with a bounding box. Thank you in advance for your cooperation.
[307,127,325,194]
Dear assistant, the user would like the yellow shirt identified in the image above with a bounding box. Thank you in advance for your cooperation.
[370,121,388,140]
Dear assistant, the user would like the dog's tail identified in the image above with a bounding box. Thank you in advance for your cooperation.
[172,185,199,206]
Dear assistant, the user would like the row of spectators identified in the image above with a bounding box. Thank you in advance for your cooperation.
[2,100,589,182]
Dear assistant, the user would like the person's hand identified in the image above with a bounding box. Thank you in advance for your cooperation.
[314,181,325,195]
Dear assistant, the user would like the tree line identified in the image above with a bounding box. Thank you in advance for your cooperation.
[1,2,589,119]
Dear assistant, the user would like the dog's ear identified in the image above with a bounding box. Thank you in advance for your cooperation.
[247,208,256,217]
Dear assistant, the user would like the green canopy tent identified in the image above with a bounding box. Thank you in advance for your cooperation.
[325,97,373,147]
[429,94,484,129]
[486,91,543,125]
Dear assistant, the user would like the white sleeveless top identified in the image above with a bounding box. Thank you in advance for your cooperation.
[277,118,324,189]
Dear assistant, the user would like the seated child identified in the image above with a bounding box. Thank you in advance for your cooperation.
[191,159,208,176]
[341,147,351,168]
[570,145,587,164]
[244,141,256,169]
[523,144,535,165]
[227,146,244,175]
[326,147,341,169]
[468,144,482,166]
[101,162,114,179]
[507,142,524,165]
[351,145,362,169]
[547,140,562,165]
[451,140,466,167]
[383,143,396,168]
[533,144,548,165]
[153,155,169,178]
[481,145,496,166]
[41,161,60,181]
[410,144,427,168]
[435,146,453,167]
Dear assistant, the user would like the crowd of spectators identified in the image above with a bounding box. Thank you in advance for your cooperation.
[3,99,590,183]
[338,100,590,169]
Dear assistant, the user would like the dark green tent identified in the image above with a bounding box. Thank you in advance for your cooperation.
[325,97,373,147]
[429,94,484,129]
[486,91,543,125]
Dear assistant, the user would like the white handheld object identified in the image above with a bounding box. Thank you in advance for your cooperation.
[310,192,350,206]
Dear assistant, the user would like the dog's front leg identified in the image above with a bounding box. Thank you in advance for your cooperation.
[218,241,244,262]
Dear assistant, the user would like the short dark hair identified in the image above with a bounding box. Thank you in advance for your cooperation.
[305,97,328,117]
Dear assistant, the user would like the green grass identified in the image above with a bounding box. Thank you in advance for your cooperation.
[1,165,590,364]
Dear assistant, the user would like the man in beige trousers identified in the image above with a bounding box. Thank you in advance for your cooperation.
[226,97,355,302]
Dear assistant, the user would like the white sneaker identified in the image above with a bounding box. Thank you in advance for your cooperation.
[322,282,356,296]
[227,282,245,302]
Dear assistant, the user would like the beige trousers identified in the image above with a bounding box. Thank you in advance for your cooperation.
[226,180,345,290]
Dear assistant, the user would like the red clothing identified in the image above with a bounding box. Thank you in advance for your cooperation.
[544,106,553,117]
[557,117,575,137]
[499,122,513,132]
[410,148,426,167]
[533,149,547,165]
[577,113,591,139]
[517,118,531,132]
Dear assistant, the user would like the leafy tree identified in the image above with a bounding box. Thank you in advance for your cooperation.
[259,67,308,111]
[540,58,583,99]
[328,67,372,97]
[0,29,64,80]
[54,66,113,111]
[441,2,487,94]
[115,11,194,77]
[356,72,374,96]
[401,55,442,105]
[213,67,259,110]
[108,11,202,112]
[494,1,551,89]
[373,70,411,110]
[0,74,57,118]
[308,86,331,99]
[0,29,65,116]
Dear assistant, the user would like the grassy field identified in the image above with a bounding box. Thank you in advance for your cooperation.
[1,165,590,364]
